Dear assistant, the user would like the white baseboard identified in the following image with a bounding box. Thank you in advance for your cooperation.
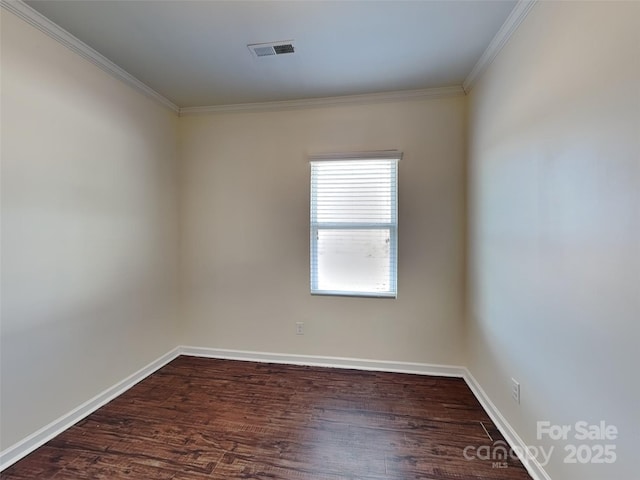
[0,347,181,471]
[180,345,467,378]
[463,369,552,480]
[184,346,551,480]
[1,345,552,480]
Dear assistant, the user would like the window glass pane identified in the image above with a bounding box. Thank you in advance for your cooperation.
[316,228,391,293]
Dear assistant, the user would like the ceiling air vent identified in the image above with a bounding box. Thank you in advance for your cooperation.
[248,41,295,58]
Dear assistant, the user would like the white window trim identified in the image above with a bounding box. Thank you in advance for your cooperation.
[309,150,401,298]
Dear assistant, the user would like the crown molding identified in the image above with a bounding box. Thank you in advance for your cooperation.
[179,85,465,116]
[2,0,526,113]
[1,0,179,113]
[463,0,537,93]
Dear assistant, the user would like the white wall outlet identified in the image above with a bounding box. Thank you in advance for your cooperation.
[295,322,304,335]
[511,378,520,404]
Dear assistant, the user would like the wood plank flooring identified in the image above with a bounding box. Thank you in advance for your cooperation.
[2,356,532,479]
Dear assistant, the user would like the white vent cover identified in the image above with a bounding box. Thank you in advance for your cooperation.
[248,41,295,58]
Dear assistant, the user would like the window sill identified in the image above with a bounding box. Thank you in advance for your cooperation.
[311,290,397,299]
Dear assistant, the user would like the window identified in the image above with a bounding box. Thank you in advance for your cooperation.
[310,151,400,298]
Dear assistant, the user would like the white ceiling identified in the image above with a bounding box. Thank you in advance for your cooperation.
[24,0,517,108]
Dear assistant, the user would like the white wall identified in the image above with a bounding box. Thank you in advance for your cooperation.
[5,2,638,478]
[179,97,467,365]
[0,10,180,449]
[467,2,639,479]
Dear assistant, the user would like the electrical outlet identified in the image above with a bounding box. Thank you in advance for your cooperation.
[511,378,520,404]
[296,322,304,335]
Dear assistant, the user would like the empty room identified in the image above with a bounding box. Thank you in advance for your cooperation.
[0,1,637,479]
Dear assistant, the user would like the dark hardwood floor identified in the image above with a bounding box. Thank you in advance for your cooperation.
[2,356,532,479]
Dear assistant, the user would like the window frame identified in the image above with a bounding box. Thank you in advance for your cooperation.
[309,151,400,298]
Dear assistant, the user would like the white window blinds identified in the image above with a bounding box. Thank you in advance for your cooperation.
[310,152,400,297]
